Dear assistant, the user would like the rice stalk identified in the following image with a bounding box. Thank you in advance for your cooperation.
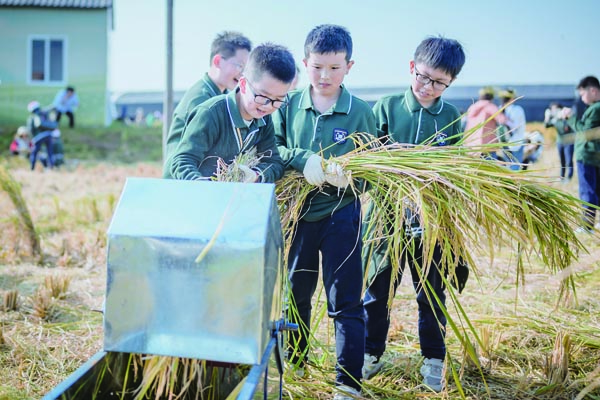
[3,289,19,311]
[31,287,58,321]
[214,146,261,183]
[0,164,41,258]
[128,354,250,400]
[545,330,571,387]
[44,274,71,299]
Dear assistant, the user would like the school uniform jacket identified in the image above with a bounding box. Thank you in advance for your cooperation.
[165,73,224,159]
[372,88,462,146]
[569,101,600,167]
[164,89,285,183]
[273,85,376,222]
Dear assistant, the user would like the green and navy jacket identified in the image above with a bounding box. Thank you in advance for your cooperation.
[373,88,462,145]
[163,89,284,183]
[568,101,600,167]
[273,85,376,222]
[165,73,224,159]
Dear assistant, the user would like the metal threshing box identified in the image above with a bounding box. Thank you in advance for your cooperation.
[104,178,284,365]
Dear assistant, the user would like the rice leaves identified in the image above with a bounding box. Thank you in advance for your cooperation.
[0,164,41,259]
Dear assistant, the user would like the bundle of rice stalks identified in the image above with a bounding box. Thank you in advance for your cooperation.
[275,134,590,396]
[0,164,41,258]
[276,135,588,300]
[128,354,250,400]
[214,147,261,183]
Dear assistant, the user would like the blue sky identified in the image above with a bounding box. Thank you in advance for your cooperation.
[109,0,598,92]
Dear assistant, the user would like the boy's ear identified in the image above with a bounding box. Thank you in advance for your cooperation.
[212,54,222,68]
[239,76,247,93]
[346,60,355,74]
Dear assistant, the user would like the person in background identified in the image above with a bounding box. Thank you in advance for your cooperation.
[361,35,467,393]
[498,88,527,170]
[163,42,295,184]
[521,130,545,170]
[164,31,252,160]
[52,86,79,128]
[562,76,600,233]
[545,102,574,181]
[273,24,376,400]
[27,101,57,170]
[10,126,32,157]
[464,86,507,158]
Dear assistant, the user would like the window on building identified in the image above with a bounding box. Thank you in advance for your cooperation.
[29,36,66,84]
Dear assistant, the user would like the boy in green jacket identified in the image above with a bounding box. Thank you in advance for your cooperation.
[164,31,252,161]
[164,43,295,183]
[273,24,376,400]
[563,75,600,232]
[361,36,466,393]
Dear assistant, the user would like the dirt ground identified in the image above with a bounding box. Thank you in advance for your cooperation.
[1,132,599,399]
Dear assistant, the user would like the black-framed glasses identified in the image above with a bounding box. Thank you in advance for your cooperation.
[414,67,450,91]
[246,80,288,108]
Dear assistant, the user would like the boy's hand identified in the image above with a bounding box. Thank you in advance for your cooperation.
[325,162,349,188]
[238,164,258,183]
[303,154,326,185]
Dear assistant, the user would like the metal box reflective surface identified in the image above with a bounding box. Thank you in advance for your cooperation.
[104,178,284,365]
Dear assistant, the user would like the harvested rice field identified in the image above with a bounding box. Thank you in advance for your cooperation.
[1,123,599,399]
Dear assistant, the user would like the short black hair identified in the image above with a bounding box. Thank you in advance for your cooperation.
[304,24,352,61]
[66,86,75,92]
[245,43,296,84]
[414,36,465,79]
[577,75,600,90]
[210,31,252,63]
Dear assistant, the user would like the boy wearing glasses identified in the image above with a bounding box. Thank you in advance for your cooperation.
[164,43,295,183]
[164,31,252,161]
[273,24,376,400]
[361,36,466,392]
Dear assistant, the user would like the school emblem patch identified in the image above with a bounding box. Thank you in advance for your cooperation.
[332,128,348,144]
[434,131,448,146]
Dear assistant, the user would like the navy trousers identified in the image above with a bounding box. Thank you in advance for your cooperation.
[558,142,574,179]
[576,161,600,229]
[364,238,447,361]
[287,200,365,390]
[30,131,53,170]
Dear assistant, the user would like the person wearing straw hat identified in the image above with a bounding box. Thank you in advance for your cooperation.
[498,88,527,170]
